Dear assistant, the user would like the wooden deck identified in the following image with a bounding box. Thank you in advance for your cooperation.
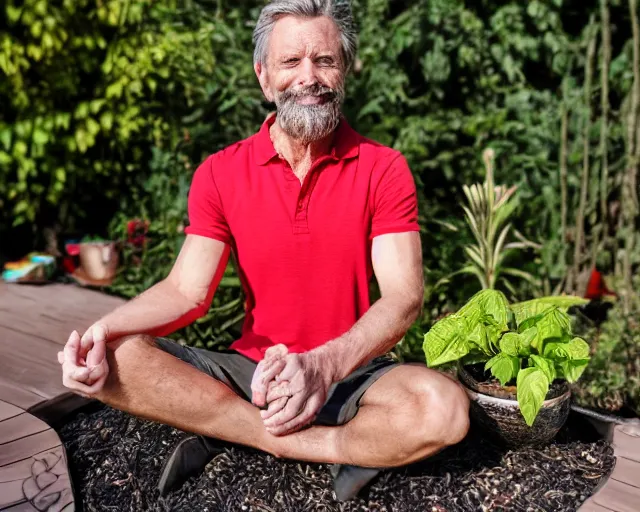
[1,281,640,511]
[0,399,73,511]
[579,419,640,512]
[0,282,124,511]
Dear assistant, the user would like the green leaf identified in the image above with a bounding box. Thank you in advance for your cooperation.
[532,308,571,352]
[518,327,537,355]
[517,367,550,426]
[546,337,590,383]
[559,358,590,383]
[458,289,510,330]
[0,128,13,150]
[543,336,590,361]
[500,332,520,356]
[423,314,470,367]
[565,337,590,359]
[500,328,535,357]
[511,296,588,326]
[530,354,556,382]
[517,308,551,332]
[467,322,493,355]
[485,353,520,386]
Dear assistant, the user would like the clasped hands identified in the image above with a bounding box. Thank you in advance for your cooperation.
[250,344,334,436]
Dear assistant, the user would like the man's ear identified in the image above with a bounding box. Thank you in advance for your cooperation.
[255,62,275,103]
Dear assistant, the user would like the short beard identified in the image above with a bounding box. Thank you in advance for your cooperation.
[274,83,344,144]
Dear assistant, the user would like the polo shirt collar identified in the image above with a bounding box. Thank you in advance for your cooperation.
[254,113,360,166]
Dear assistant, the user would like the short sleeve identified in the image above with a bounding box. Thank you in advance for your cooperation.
[370,154,420,239]
[184,156,232,244]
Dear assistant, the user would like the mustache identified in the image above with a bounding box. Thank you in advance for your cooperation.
[279,84,342,103]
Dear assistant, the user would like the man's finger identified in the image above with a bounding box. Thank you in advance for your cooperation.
[251,357,286,407]
[63,331,81,366]
[260,395,288,421]
[62,372,99,397]
[86,358,109,386]
[265,380,292,402]
[264,344,288,360]
[275,356,301,383]
[57,351,64,365]
[86,325,107,369]
[263,392,306,429]
[267,395,322,436]
[65,363,90,382]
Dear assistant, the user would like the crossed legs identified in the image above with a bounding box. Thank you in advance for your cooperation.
[95,334,470,468]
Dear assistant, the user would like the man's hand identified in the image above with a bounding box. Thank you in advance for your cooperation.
[57,324,109,398]
[250,344,289,408]
[260,350,334,436]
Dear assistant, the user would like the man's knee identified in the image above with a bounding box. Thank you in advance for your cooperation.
[403,369,470,450]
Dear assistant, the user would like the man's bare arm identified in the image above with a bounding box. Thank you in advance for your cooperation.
[91,234,231,343]
[314,231,424,381]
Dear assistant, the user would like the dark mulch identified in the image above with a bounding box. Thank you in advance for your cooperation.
[57,403,614,512]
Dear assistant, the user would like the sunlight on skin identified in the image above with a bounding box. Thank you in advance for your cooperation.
[256,16,345,104]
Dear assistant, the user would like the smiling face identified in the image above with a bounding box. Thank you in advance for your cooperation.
[256,15,346,143]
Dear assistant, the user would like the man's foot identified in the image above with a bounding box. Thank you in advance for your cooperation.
[158,436,227,496]
[332,464,381,501]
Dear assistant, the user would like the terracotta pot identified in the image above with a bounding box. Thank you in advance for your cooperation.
[457,363,571,447]
[78,242,119,281]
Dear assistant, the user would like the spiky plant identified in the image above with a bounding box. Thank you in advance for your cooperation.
[458,148,538,293]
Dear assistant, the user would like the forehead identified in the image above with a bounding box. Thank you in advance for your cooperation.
[268,15,341,58]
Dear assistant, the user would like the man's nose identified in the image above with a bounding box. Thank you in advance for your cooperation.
[297,58,319,87]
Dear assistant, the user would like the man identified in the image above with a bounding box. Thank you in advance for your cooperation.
[58,0,470,501]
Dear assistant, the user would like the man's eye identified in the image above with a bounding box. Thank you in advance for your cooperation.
[284,58,299,65]
[317,57,334,65]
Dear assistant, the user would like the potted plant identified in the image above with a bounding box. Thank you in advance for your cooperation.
[64,235,119,285]
[423,289,590,446]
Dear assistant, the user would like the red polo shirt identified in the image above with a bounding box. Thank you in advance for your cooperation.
[184,115,419,361]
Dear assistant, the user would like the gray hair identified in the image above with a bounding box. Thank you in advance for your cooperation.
[253,0,357,72]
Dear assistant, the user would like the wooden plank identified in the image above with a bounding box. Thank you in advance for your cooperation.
[0,414,49,445]
[0,447,73,507]
[0,401,24,422]
[0,446,74,512]
[578,501,616,512]
[592,477,640,512]
[0,283,124,345]
[0,430,61,467]
[0,326,66,402]
[2,499,73,511]
[610,456,640,489]
[0,381,43,412]
[613,425,640,463]
[0,447,65,483]
[1,502,39,511]
[4,504,74,512]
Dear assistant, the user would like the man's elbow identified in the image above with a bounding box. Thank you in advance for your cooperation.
[408,294,423,324]
[164,277,210,317]
[403,286,424,326]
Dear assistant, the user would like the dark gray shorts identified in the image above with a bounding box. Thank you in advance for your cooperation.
[155,338,400,426]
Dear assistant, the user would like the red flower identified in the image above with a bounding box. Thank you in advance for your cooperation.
[585,269,617,300]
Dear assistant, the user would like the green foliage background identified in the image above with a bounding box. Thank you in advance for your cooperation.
[1,0,639,406]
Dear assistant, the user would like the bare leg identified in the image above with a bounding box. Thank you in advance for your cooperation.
[98,335,469,468]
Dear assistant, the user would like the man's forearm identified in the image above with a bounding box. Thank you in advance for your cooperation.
[314,294,422,382]
[91,279,206,343]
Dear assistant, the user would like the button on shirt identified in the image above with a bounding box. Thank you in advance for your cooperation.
[184,115,420,362]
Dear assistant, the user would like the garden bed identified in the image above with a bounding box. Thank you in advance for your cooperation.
[57,403,614,512]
